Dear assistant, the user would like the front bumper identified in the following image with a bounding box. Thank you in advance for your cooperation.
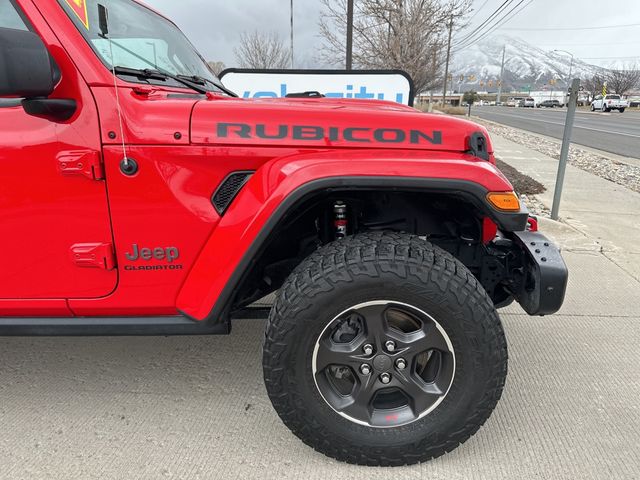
[511,231,568,316]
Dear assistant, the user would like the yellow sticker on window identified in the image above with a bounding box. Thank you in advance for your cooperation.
[64,0,89,30]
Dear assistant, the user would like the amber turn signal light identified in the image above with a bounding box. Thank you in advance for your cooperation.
[487,192,521,211]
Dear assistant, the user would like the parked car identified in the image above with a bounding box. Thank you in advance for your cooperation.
[537,99,561,108]
[506,97,524,107]
[519,97,535,108]
[591,94,628,112]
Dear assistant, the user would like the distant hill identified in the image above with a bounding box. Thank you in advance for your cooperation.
[449,35,603,92]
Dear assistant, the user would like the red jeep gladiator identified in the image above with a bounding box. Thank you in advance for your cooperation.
[0,0,568,466]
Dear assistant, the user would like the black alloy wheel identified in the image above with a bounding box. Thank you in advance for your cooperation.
[312,300,455,428]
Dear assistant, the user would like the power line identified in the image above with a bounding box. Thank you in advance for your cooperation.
[453,0,533,52]
[452,0,512,48]
[533,40,640,47]
[453,0,512,47]
[499,22,640,31]
[464,0,533,48]
[454,0,529,51]
[466,0,490,23]
[581,55,640,60]
[485,0,534,34]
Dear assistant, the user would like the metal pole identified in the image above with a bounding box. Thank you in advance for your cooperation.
[441,15,453,105]
[290,0,294,68]
[553,49,574,87]
[568,56,573,84]
[497,45,505,104]
[346,0,354,70]
[551,78,580,220]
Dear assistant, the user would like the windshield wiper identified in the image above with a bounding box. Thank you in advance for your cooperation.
[113,66,208,94]
[176,74,237,97]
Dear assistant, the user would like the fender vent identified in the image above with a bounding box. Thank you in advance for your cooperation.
[212,171,254,215]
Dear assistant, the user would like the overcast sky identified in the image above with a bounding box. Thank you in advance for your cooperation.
[146,0,640,69]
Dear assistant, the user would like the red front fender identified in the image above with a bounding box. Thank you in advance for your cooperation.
[176,149,524,322]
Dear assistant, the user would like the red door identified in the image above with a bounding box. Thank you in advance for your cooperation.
[0,3,116,300]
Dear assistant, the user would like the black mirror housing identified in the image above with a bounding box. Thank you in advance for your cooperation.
[0,27,55,98]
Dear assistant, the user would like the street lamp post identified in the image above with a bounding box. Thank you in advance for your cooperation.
[553,49,574,86]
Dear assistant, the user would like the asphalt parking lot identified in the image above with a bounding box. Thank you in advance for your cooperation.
[472,105,640,159]
[1,138,639,479]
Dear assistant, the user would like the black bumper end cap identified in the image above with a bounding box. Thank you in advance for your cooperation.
[512,231,568,316]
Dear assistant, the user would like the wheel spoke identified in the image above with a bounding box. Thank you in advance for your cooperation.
[314,340,350,372]
[314,338,368,373]
[405,322,451,354]
[338,375,379,421]
[358,304,389,345]
[394,373,444,417]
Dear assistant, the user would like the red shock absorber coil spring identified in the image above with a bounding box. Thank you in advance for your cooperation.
[334,202,348,239]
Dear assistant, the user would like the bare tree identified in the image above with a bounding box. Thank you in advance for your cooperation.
[207,61,226,76]
[318,0,470,95]
[606,64,640,96]
[234,31,291,69]
[583,71,608,102]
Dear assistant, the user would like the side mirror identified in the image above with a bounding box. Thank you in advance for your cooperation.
[0,27,55,98]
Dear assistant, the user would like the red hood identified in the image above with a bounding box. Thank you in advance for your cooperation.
[190,96,493,154]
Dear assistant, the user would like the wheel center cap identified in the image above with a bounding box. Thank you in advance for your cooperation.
[373,354,392,371]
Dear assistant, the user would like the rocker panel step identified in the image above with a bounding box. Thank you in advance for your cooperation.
[0,316,231,336]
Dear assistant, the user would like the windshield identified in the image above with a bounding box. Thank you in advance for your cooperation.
[58,0,226,93]
[607,95,620,99]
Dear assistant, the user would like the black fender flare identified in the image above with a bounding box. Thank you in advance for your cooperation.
[196,176,529,324]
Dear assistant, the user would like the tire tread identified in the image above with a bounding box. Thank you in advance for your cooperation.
[263,231,507,466]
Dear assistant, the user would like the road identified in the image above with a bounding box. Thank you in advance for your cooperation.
[472,105,640,159]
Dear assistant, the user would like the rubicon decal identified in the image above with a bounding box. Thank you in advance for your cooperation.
[216,123,443,145]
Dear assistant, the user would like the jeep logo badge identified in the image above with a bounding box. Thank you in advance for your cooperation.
[125,244,180,263]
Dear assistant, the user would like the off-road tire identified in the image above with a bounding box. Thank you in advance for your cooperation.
[262,232,508,466]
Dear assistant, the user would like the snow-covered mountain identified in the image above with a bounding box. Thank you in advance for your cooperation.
[449,35,603,91]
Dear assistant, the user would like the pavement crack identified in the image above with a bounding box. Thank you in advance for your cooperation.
[601,251,640,284]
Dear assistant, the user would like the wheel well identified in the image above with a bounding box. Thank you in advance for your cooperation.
[230,189,490,312]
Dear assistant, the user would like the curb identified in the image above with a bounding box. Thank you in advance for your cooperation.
[535,217,603,253]
[470,115,639,168]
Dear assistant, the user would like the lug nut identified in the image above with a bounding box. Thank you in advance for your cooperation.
[385,340,396,352]
[360,364,371,375]
[380,373,391,384]
[395,358,407,370]
[363,344,374,355]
